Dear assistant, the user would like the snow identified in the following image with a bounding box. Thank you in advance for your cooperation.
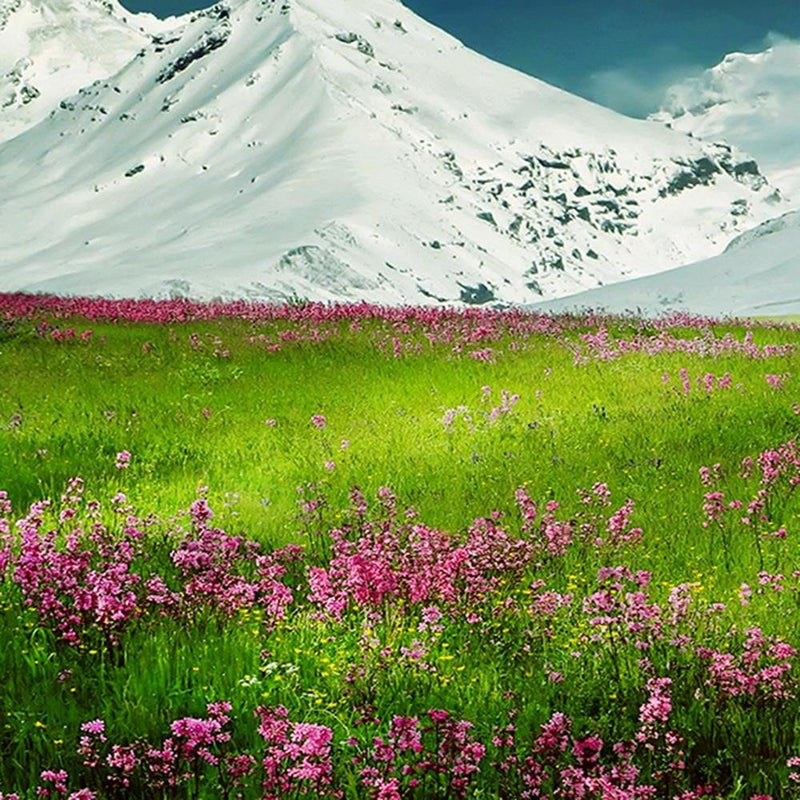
[653,39,800,202]
[533,211,800,318]
[0,0,789,304]
[0,0,174,141]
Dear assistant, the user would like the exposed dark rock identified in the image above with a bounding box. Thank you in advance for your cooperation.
[334,32,374,57]
[417,285,447,302]
[157,28,230,84]
[192,3,230,21]
[151,33,181,46]
[690,157,720,181]
[733,160,760,178]
[594,199,620,213]
[526,280,543,295]
[440,151,464,180]
[731,198,748,216]
[537,157,570,169]
[660,156,721,197]
[458,283,495,305]
[712,146,765,188]
[20,85,40,104]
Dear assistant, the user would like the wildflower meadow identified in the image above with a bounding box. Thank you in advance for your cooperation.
[0,294,798,799]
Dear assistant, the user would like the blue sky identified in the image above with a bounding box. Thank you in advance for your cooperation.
[123,0,800,117]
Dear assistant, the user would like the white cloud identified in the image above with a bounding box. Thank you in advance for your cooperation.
[661,33,800,115]
[654,34,800,197]
[583,63,705,119]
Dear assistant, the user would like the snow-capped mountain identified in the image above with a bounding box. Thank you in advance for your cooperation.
[0,0,173,141]
[652,40,800,202]
[0,0,788,304]
[533,210,800,318]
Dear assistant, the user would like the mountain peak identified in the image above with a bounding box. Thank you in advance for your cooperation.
[0,0,789,304]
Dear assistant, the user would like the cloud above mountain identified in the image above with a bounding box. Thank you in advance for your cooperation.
[584,62,703,118]
[652,34,800,197]
[582,32,800,121]
[661,33,800,113]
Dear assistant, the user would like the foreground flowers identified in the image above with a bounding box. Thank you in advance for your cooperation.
[3,700,799,798]
[0,443,798,796]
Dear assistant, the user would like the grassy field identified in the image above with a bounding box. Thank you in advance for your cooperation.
[0,297,799,798]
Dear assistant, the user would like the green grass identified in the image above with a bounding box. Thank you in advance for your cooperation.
[2,319,796,546]
[0,312,799,797]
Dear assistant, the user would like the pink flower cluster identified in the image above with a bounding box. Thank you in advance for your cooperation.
[7,484,298,648]
[583,567,663,649]
[699,627,797,700]
[171,497,296,622]
[307,485,643,621]
[667,369,736,397]
[6,292,798,372]
[352,710,485,798]
[75,702,251,795]
[12,479,142,647]
[257,706,337,799]
[700,439,800,539]
[573,327,794,365]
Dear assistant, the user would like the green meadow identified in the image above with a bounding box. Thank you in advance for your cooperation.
[0,305,798,798]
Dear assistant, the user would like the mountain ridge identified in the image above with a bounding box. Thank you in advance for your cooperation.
[0,0,788,304]
[533,210,800,318]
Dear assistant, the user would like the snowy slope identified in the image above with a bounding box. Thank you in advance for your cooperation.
[533,210,800,318]
[0,0,174,142]
[652,41,800,201]
[0,0,788,304]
